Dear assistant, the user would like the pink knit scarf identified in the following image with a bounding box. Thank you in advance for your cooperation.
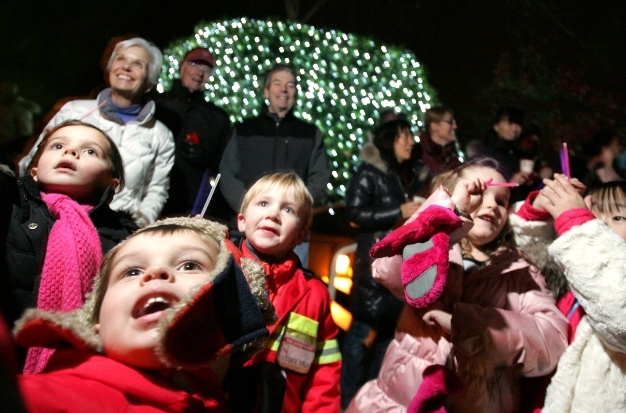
[23,193,103,374]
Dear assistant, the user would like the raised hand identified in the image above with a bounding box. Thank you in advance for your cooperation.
[450,178,487,217]
[422,309,452,334]
[538,174,588,219]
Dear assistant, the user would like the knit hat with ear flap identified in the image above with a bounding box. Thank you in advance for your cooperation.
[14,217,276,369]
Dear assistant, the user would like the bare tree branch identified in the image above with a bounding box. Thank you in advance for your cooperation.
[284,0,299,20]
[301,0,331,22]
[284,0,331,22]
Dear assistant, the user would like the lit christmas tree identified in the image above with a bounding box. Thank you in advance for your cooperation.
[158,17,438,203]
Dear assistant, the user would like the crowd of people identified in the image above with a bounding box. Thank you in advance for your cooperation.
[1,35,625,412]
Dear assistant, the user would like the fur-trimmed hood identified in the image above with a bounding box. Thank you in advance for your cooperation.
[14,217,276,370]
[360,141,389,174]
[543,218,626,412]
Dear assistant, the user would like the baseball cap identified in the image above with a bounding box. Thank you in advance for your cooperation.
[183,47,215,68]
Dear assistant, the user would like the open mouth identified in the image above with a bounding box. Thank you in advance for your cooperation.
[477,214,496,225]
[115,73,134,83]
[133,295,174,318]
[55,161,76,171]
[259,225,279,235]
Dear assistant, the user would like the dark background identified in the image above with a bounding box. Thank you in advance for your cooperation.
[1,0,624,144]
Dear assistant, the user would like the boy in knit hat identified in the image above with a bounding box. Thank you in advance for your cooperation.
[14,216,274,412]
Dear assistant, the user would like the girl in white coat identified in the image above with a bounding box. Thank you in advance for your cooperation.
[538,176,626,413]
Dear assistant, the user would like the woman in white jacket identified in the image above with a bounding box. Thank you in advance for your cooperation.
[20,37,174,227]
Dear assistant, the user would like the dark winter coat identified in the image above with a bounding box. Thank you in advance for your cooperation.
[151,80,231,215]
[344,143,423,336]
[219,107,329,214]
[0,171,137,327]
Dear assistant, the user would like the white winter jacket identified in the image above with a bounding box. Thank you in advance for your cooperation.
[19,89,175,227]
[543,219,626,412]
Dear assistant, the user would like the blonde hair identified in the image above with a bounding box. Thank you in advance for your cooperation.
[240,171,314,231]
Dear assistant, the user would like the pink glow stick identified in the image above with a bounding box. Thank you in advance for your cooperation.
[486,182,520,187]
[80,100,107,120]
[485,178,519,187]
[562,142,571,180]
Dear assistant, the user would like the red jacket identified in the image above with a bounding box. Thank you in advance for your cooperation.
[19,348,227,413]
[241,242,342,413]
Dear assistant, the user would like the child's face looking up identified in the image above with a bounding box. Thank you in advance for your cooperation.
[30,125,118,203]
[464,166,510,248]
[97,230,219,369]
[237,186,308,259]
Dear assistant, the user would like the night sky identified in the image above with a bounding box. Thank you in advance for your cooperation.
[1,0,624,140]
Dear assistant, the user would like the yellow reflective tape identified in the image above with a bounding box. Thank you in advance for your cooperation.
[286,312,319,337]
[267,327,284,351]
[316,339,342,364]
[316,337,338,351]
[266,313,319,351]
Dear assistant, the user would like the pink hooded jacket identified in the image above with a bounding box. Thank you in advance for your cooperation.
[347,188,568,413]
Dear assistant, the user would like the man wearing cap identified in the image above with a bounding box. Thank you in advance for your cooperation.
[151,47,231,217]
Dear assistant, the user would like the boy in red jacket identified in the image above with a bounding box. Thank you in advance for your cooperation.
[228,171,342,413]
[14,217,272,413]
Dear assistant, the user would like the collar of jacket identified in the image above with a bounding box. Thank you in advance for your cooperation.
[359,141,389,174]
[97,88,155,125]
[262,105,296,124]
[169,80,207,102]
[241,240,304,316]
[18,175,114,221]
[419,131,455,155]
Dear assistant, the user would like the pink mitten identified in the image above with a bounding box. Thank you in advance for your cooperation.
[370,206,462,308]
[370,206,461,258]
[401,232,450,308]
[407,364,463,413]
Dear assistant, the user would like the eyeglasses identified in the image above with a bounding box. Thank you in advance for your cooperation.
[186,61,212,74]
[441,118,457,125]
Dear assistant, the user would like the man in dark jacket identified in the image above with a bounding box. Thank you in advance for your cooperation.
[219,64,329,264]
[152,47,231,218]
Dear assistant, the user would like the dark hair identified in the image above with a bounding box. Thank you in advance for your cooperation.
[372,118,412,167]
[492,106,524,126]
[587,180,626,214]
[378,110,407,126]
[29,120,125,191]
[583,129,618,158]
[263,64,297,89]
